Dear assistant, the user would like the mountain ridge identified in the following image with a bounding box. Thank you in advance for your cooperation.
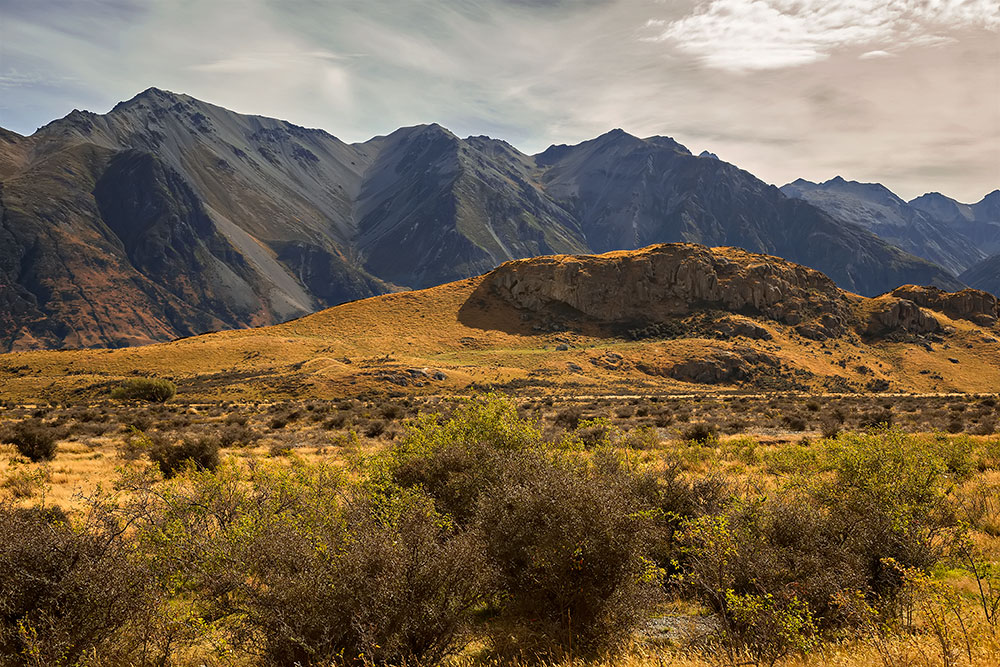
[0,87,967,351]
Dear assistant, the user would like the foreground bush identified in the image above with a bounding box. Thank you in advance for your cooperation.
[478,455,662,658]
[129,462,491,666]
[385,395,663,658]
[678,428,955,656]
[111,377,176,402]
[1,420,57,462]
[0,503,166,666]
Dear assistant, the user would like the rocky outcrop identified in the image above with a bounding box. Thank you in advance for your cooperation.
[486,243,855,333]
[634,347,782,384]
[711,317,773,340]
[865,298,941,337]
[889,285,998,326]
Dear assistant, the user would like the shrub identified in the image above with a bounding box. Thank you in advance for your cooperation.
[364,419,386,438]
[553,405,583,430]
[0,503,167,665]
[683,422,717,445]
[679,429,952,638]
[131,463,491,666]
[782,414,807,432]
[478,455,662,658]
[111,377,176,403]
[2,420,57,462]
[385,394,541,524]
[149,437,220,477]
[217,423,259,448]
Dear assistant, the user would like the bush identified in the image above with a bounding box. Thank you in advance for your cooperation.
[385,394,541,524]
[477,454,662,658]
[385,395,661,658]
[679,429,952,640]
[149,437,219,477]
[131,463,491,666]
[553,405,583,430]
[111,377,176,403]
[683,422,717,445]
[0,503,167,665]
[2,420,57,462]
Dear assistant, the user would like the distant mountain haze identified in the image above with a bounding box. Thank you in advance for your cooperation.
[961,254,1000,297]
[781,176,995,276]
[0,88,970,351]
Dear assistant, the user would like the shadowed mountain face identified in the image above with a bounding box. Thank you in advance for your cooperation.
[909,190,1000,258]
[0,88,965,350]
[782,177,987,276]
[961,254,1000,297]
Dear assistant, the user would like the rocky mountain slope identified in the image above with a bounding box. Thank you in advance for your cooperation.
[781,176,986,275]
[910,190,1000,257]
[3,243,997,401]
[961,254,1000,296]
[0,88,963,351]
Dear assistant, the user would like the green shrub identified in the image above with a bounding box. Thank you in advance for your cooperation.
[149,437,219,477]
[130,462,491,666]
[385,395,661,658]
[679,428,952,638]
[383,394,541,524]
[2,420,57,462]
[477,454,662,658]
[111,377,176,403]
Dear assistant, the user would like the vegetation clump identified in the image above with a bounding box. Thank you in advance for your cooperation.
[111,377,176,403]
[2,420,57,462]
[148,436,219,477]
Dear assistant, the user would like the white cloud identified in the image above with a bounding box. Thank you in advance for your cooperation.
[859,50,895,59]
[648,0,1000,71]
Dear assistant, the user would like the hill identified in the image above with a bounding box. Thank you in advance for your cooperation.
[1,244,996,402]
[0,88,961,351]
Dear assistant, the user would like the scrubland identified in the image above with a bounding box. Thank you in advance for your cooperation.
[2,391,1000,666]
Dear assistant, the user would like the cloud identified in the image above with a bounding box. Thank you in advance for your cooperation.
[0,0,997,202]
[859,50,895,59]
[647,0,1000,71]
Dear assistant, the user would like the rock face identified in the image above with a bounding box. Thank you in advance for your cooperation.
[0,88,964,350]
[889,285,998,326]
[649,348,781,384]
[482,244,996,343]
[865,298,942,337]
[486,243,856,334]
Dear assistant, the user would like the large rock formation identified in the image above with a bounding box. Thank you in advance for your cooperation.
[889,285,998,326]
[482,243,996,342]
[486,243,855,335]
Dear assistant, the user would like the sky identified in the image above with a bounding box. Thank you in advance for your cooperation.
[1,0,998,203]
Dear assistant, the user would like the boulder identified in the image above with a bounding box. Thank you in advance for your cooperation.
[889,285,998,326]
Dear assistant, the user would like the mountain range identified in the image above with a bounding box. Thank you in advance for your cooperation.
[781,177,998,276]
[0,87,990,351]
